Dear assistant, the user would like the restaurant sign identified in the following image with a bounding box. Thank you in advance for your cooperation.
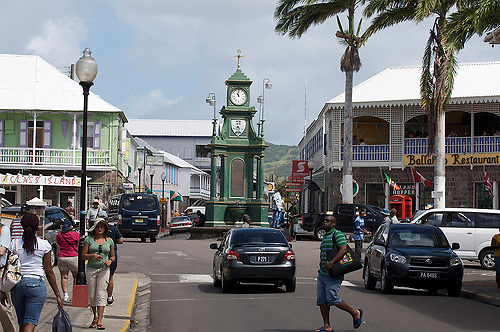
[0,174,82,187]
[405,153,500,166]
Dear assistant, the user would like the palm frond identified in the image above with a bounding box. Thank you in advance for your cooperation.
[361,5,417,43]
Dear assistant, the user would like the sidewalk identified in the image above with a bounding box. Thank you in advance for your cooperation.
[461,279,500,307]
[35,271,150,331]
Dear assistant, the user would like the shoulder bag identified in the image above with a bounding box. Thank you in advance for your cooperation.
[326,231,362,277]
[1,239,22,292]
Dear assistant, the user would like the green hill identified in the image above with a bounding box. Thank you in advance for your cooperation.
[262,142,299,182]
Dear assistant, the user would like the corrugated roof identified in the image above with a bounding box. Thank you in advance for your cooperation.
[326,61,500,108]
[126,119,213,137]
[0,54,124,114]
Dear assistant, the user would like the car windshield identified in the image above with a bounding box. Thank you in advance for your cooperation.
[172,217,190,222]
[122,195,157,211]
[389,228,449,248]
[45,209,72,223]
[231,230,287,245]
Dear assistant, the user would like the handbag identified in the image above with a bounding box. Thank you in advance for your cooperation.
[1,239,22,292]
[52,307,72,332]
[326,232,362,277]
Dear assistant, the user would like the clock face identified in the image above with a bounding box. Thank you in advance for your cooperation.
[230,88,247,105]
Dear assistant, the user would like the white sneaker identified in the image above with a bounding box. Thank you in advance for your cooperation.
[63,293,70,302]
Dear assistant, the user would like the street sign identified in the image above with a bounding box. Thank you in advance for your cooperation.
[159,197,167,204]
[291,160,310,181]
[431,191,443,198]
[285,182,303,186]
[285,188,301,192]
[146,155,164,166]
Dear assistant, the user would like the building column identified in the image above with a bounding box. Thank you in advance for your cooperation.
[220,155,227,201]
[247,155,254,199]
[256,156,263,201]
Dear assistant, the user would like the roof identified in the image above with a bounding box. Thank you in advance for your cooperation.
[326,62,500,108]
[0,54,125,116]
[126,119,213,137]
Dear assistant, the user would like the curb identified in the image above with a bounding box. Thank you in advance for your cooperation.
[119,279,139,332]
[461,289,500,307]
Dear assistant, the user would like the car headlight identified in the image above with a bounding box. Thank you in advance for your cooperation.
[450,257,462,267]
[389,253,407,264]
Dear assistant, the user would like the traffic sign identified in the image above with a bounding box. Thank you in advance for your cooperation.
[285,188,301,192]
[159,197,167,204]
[285,182,303,187]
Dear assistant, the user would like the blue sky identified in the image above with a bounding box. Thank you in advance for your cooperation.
[2,1,498,145]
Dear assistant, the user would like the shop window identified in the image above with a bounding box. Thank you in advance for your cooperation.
[474,182,493,209]
[365,183,385,207]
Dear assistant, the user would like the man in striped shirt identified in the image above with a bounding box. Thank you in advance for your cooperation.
[315,214,363,332]
[10,203,30,239]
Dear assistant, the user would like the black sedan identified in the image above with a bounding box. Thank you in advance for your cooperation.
[210,228,296,293]
[363,223,463,296]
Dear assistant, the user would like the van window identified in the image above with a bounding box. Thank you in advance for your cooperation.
[122,195,157,211]
[475,213,500,228]
[338,205,354,215]
[445,212,473,227]
[421,213,444,226]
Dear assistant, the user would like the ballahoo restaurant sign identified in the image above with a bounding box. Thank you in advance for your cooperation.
[0,174,81,187]
[405,153,500,166]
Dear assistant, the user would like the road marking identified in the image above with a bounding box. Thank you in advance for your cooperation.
[179,274,214,283]
[154,251,187,256]
[151,296,316,302]
[120,256,138,259]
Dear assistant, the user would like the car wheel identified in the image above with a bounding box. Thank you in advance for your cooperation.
[213,265,221,287]
[141,238,147,242]
[380,264,393,294]
[427,287,439,294]
[314,226,327,241]
[447,281,462,297]
[363,261,376,290]
[479,249,495,270]
[285,277,296,293]
[51,244,58,267]
[150,236,157,243]
[221,272,232,293]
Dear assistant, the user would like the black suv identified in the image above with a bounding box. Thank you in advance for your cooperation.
[363,223,463,296]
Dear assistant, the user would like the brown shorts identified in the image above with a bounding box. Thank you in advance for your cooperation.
[58,256,78,272]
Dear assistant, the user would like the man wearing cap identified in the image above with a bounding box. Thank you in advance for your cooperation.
[97,210,123,305]
[0,217,16,332]
[381,208,391,224]
[10,203,30,240]
[86,199,101,230]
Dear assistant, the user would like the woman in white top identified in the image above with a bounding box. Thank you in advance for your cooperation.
[0,212,63,331]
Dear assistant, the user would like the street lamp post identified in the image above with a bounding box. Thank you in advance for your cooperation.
[149,168,155,193]
[308,160,315,213]
[161,172,166,232]
[137,162,143,193]
[206,93,217,136]
[74,48,98,307]
[257,78,272,137]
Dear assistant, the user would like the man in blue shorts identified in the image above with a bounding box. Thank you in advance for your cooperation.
[315,214,363,332]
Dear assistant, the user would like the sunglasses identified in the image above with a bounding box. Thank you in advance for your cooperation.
[98,245,102,254]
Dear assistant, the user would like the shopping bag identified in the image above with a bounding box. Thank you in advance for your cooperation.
[52,308,72,332]
[1,240,21,292]
[326,233,362,277]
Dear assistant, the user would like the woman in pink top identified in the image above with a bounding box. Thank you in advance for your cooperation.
[56,220,79,302]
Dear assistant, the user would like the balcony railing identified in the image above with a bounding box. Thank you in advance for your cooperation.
[190,186,210,199]
[0,147,110,166]
[341,145,390,161]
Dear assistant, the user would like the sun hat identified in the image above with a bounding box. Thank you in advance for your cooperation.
[61,220,73,231]
[381,208,390,215]
[88,217,109,234]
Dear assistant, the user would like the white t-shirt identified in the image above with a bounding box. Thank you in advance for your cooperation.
[9,238,51,277]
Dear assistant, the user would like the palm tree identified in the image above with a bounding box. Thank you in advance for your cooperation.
[275,0,363,204]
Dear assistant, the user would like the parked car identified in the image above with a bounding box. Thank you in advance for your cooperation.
[412,208,500,269]
[301,203,385,240]
[1,197,13,208]
[363,223,463,296]
[210,228,296,293]
[108,193,160,243]
[183,206,205,215]
[168,216,193,233]
[186,213,200,226]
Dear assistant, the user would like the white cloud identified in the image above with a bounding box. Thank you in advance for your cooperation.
[123,89,182,118]
[26,15,87,67]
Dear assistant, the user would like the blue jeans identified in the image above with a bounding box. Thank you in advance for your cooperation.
[11,277,46,326]
[316,273,342,306]
[272,210,282,228]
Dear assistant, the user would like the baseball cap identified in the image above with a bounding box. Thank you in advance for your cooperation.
[381,208,390,215]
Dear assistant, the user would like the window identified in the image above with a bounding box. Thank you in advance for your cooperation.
[79,122,94,148]
[196,145,209,158]
[421,213,444,226]
[445,212,473,227]
[184,147,192,159]
[474,182,493,208]
[475,213,500,228]
[366,183,385,207]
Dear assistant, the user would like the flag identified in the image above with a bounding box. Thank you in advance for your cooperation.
[411,168,432,188]
[484,166,493,196]
[382,171,401,191]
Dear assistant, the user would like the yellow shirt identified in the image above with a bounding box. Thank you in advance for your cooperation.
[173,212,180,217]
[493,234,500,257]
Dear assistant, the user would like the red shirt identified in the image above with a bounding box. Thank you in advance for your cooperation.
[56,231,79,257]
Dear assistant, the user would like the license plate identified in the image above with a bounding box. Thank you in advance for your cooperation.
[135,219,144,223]
[418,272,439,278]
[255,256,268,262]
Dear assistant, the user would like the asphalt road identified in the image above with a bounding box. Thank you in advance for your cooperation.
[116,233,499,332]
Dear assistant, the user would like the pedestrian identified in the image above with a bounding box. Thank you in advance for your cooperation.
[10,204,31,240]
[173,210,180,218]
[272,188,284,228]
[0,220,16,332]
[65,200,75,218]
[315,214,363,332]
[86,199,101,230]
[381,208,391,224]
[390,209,399,224]
[491,226,500,291]
[241,214,251,228]
[196,210,206,227]
[353,210,371,258]
[96,210,123,306]
[56,219,79,303]
[82,218,115,330]
[1,212,63,331]
[289,200,300,242]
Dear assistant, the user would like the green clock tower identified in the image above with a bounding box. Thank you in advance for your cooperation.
[205,50,269,227]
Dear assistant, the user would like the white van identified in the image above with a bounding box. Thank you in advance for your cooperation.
[412,208,500,269]
[183,206,205,214]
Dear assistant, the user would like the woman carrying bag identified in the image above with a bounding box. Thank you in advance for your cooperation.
[1,212,63,332]
[82,218,115,330]
[56,220,79,303]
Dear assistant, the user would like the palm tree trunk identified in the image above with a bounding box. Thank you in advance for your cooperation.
[434,112,446,208]
[343,69,354,203]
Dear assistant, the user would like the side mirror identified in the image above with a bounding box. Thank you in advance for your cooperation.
[210,243,219,250]
[451,242,460,250]
[374,238,385,246]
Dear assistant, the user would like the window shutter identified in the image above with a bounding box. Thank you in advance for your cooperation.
[94,121,101,149]
[19,120,28,147]
[43,120,51,148]
[0,119,4,147]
